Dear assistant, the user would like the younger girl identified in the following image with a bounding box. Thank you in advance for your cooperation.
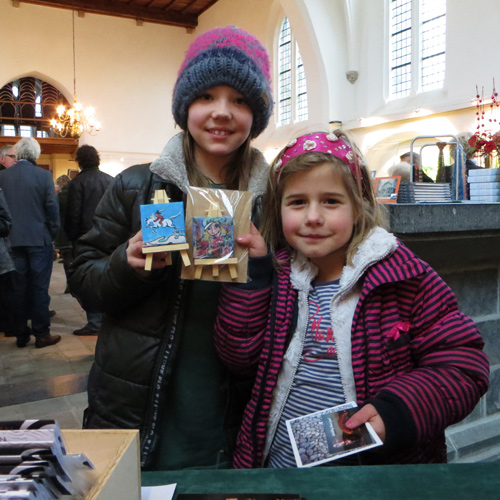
[214,130,489,468]
[69,26,273,470]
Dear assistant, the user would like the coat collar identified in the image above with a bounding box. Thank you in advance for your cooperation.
[288,226,399,293]
[149,132,269,195]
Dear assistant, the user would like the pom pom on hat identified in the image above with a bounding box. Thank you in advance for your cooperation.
[172,25,273,138]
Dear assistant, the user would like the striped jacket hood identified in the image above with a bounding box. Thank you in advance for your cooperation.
[288,226,400,295]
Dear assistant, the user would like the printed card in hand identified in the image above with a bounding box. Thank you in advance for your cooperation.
[286,401,382,467]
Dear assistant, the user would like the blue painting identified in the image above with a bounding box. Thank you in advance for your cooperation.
[140,202,187,248]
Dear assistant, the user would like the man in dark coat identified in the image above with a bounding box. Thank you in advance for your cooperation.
[0,187,15,336]
[65,145,113,335]
[0,137,61,348]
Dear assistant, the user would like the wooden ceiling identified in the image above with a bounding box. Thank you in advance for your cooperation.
[18,0,221,28]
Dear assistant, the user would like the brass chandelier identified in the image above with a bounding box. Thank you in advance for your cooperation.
[50,11,101,138]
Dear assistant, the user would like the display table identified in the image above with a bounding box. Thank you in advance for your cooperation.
[385,202,500,267]
[142,462,500,500]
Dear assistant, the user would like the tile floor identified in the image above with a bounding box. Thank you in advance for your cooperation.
[0,260,96,427]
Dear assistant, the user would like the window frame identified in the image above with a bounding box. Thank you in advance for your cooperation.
[388,0,446,100]
[277,17,308,126]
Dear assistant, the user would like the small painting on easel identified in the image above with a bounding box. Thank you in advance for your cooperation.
[182,186,253,283]
[140,202,187,248]
[192,216,234,260]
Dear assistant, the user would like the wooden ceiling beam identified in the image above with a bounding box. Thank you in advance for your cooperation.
[19,0,199,28]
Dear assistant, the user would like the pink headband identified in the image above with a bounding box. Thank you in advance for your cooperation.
[275,132,359,178]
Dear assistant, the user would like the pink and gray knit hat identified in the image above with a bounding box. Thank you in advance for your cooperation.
[172,25,273,138]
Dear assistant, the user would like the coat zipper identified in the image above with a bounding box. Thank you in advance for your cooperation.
[262,290,309,465]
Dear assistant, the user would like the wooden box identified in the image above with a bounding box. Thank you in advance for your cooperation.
[62,429,141,500]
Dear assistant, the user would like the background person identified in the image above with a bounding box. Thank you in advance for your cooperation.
[400,151,434,182]
[68,26,273,470]
[0,137,61,349]
[64,145,113,335]
[387,161,411,183]
[54,174,73,293]
[0,145,17,335]
[0,187,15,336]
[0,145,17,171]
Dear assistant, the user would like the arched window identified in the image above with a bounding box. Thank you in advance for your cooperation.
[389,0,446,99]
[277,17,308,126]
[0,77,69,138]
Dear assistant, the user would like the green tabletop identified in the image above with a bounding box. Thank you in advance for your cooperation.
[142,463,500,500]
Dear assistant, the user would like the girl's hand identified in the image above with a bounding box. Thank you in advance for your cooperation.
[126,230,170,277]
[236,222,267,258]
[345,403,386,443]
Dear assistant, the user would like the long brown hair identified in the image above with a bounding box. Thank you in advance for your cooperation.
[259,130,387,265]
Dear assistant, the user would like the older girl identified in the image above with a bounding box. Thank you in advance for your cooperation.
[69,26,273,470]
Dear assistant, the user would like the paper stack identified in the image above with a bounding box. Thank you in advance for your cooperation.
[0,420,95,500]
[397,182,452,203]
[467,168,500,202]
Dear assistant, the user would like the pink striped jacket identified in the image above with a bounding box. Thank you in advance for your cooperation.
[214,228,489,468]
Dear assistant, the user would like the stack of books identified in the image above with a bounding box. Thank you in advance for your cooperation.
[0,420,94,500]
[467,168,500,202]
[397,182,452,203]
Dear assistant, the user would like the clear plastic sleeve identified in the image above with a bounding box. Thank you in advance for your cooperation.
[181,186,253,283]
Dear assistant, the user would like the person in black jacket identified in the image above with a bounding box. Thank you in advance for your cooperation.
[0,187,15,336]
[68,26,273,470]
[54,175,73,293]
[65,145,113,335]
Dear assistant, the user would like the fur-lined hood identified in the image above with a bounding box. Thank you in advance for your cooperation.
[149,132,269,194]
[289,226,398,294]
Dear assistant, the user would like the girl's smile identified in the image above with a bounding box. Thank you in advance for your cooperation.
[280,162,355,282]
[188,85,253,172]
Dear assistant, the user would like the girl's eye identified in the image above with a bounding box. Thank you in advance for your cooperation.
[235,97,248,105]
[198,93,212,101]
[325,198,339,205]
[289,199,305,206]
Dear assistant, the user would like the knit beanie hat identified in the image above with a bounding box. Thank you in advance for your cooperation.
[172,25,273,138]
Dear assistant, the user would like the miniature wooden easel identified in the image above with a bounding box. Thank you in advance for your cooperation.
[193,201,238,280]
[143,190,190,271]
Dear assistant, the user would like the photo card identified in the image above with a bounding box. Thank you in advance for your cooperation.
[286,401,382,467]
[374,176,401,203]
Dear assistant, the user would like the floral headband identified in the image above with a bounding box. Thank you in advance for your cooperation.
[274,132,360,178]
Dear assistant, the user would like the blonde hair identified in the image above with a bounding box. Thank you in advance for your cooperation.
[388,162,411,182]
[182,132,255,190]
[260,130,387,265]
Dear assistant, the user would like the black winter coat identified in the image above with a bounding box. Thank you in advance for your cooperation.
[64,167,113,241]
[0,188,14,276]
[68,133,270,468]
